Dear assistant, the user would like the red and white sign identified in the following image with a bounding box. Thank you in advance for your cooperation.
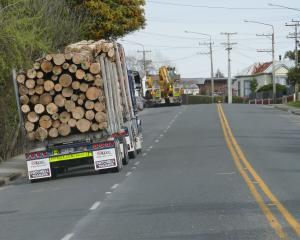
[27,158,51,179]
[93,148,117,170]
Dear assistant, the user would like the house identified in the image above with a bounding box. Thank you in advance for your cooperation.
[235,60,294,97]
[180,78,204,95]
[197,78,237,96]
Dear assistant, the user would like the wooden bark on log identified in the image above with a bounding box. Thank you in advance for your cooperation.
[85,100,94,110]
[65,100,76,112]
[95,112,107,123]
[17,74,26,84]
[52,54,65,65]
[35,127,48,141]
[46,103,58,115]
[49,128,58,138]
[27,112,39,123]
[91,123,99,131]
[68,64,77,73]
[52,119,60,128]
[62,88,73,98]
[54,83,62,92]
[85,110,95,121]
[53,65,63,75]
[94,101,105,112]
[54,94,65,107]
[30,95,39,105]
[68,118,77,128]
[41,60,53,73]
[75,69,85,80]
[34,104,45,114]
[58,123,71,136]
[59,74,72,87]
[59,111,71,123]
[36,71,44,79]
[86,87,100,100]
[27,69,36,79]
[25,79,35,89]
[35,85,44,95]
[90,63,101,74]
[19,85,29,96]
[37,78,44,85]
[79,83,89,92]
[40,93,52,105]
[76,119,91,133]
[39,115,52,129]
[21,104,30,113]
[72,106,85,120]
[25,121,35,132]
[20,95,29,105]
[44,80,54,92]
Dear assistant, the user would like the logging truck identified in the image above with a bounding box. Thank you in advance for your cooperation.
[144,66,182,107]
[13,40,142,181]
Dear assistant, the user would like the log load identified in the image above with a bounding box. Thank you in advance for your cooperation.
[16,39,124,141]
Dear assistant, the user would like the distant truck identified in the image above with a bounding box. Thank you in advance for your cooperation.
[144,66,182,107]
[13,40,142,181]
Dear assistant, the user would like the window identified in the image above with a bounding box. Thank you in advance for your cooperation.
[244,80,251,97]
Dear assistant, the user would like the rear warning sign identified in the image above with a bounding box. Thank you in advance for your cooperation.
[27,158,51,179]
[93,148,117,170]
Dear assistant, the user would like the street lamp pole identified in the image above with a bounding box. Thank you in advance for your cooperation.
[185,31,214,102]
[244,20,276,102]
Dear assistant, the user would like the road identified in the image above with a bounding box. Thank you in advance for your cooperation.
[1,104,300,239]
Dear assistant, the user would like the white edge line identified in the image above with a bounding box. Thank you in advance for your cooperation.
[61,233,74,240]
[89,201,101,211]
[111,184,119,189]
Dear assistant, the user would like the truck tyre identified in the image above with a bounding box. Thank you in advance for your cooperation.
[113,150,123,173]
[122,143,129,165]
[137,149,142,154]
[128,150,137,159]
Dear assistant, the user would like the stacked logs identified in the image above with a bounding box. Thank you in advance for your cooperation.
[17,40,120,141]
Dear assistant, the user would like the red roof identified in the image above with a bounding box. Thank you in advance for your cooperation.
[252,62,272,74]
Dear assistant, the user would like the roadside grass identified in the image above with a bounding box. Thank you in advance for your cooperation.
[287,101,300,108]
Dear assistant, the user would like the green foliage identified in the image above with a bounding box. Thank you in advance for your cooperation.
[68,0,146,40]
[0,0,89,159]
[287,101,300,108]
[250,78,258,93]
[287,67,300,86]
[284,50,300,62]
[257,83,287,94]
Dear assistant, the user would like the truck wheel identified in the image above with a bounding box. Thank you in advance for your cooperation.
[128,150,137,159]
[122,151,129,165]
[113,152,123,173]
[137,149,142,154]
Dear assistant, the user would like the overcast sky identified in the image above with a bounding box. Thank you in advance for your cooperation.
[122,0,300,78]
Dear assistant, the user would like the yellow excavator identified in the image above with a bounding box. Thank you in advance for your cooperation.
[145,66,182,107]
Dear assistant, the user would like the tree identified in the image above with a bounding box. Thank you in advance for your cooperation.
[215,69,225,78]
[68,0,146,40]
[284,50,300,62]
[250,78,258,93]
[287,67,300,86]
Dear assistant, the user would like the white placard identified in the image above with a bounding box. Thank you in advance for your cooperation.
[93,148,117,170]
[27,158,51,179]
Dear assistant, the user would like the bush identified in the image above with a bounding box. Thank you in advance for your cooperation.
[257,84,287,94]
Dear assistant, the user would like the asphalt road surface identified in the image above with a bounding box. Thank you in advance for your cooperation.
[1,104,300,240]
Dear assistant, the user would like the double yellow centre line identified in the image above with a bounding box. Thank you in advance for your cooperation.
[217,104,300,239]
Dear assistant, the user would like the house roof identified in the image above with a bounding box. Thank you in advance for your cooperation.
[236,60,294,77]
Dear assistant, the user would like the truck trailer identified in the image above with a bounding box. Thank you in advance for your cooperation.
[13,40,142,181]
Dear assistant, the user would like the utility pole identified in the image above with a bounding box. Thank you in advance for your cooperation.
[185,31,215,102]
[137,49,152,77]
[286,20,300,67]
[244,20,276,103]
[199,41,214,102]
[221,32,237,104]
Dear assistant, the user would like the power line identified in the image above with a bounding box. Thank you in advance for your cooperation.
[148,0,281,10]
